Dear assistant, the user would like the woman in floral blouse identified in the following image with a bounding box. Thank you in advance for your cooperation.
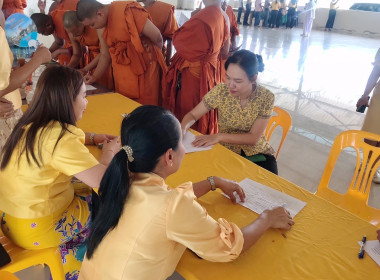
[181,50,278,174]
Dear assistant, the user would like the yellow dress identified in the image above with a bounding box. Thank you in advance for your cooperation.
[0,27,22,152]
[203,83,275,157]
[362,48,380,135]
[79,173,244,280]
[0,121,99,280]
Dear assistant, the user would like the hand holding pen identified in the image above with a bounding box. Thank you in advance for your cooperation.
[358,235,366,259]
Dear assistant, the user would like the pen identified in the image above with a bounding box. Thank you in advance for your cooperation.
[358,235,367,259]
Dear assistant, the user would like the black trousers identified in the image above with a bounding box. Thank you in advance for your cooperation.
[243,7,252,24]
[325,9,336,29]
[241,151,279,175]
[286,7,296,28]
[237,7,243,23]
[269,10,279,28]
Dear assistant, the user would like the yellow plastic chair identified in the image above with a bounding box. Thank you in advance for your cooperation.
[265,106,292,159]
[0,228,64,280]
[315,130,380,226]
[0,270,20,280]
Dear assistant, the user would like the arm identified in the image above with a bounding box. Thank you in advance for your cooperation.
[74,137,120,188]
[83,29,111,84]
[0,0,4,28]
[241,207,294,253]
[192,176,245,203]
[181,100,210,133]
[220,11,231,60]
[49,34,64,53]
[192,116,270,148]
[141,19,163,49]
[67,33,82,68]
[80,55,100,73]
[356,65,380,109]
[0,46,51,97]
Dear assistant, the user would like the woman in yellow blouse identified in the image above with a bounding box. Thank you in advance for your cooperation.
[79,106,294,280]
[0,66,120,280]
[269,0,280,28]
[182,50,278,174]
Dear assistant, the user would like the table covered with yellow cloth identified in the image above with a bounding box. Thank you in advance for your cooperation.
[78,93,380,280]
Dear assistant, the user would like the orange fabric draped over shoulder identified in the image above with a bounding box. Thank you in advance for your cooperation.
[2,0,26,19]
[146,1,178,41]
[145,1,178,63]
[54,0,79,11]
[51,9,72,65]
[166,5,229,134]
[103,1,167,106]
[77,26,114,90]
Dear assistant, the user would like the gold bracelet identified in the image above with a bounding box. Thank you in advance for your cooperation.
[207,176,216,191]
[90,133,95,145]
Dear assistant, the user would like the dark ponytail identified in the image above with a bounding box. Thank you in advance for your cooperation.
[86,105,181,259]
[225,50,265,81]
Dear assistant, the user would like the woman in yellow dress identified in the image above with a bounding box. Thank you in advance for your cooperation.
[182,50,278,174]
[0,66,120,279]
[79,105,294,280]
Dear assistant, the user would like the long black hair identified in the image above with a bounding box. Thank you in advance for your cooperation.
[225,50,265,80]
[86,105,181,259]
[1,66,83,169]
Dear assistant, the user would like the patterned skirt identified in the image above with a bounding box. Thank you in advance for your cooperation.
[0,108,22,152]
[1,184,95,280]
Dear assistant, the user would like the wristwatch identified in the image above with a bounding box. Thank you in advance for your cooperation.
[207,176,216,191]
[90,133,96,145]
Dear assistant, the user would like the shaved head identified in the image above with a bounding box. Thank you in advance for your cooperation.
[76,0,104,22]
[63,10,80,29]
[31,13,54,36]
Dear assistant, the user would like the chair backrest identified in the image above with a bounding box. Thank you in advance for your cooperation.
[316,130,380,226]
[265,106,292,159]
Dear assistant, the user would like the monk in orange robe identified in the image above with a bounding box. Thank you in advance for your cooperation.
[63,10,114,90]
[77,0,167,106]
[31,10,76,66]
[137,0,178,66]
[220,0,239,82]
[166,0,230,134]
[2,0,26,19]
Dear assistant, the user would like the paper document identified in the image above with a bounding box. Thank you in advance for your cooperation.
[358,240,380,267]
[183,131,212,154]
[85,84,97,91]
[225,178,307,218]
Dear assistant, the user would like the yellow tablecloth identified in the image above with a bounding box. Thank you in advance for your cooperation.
[79,93,380,280]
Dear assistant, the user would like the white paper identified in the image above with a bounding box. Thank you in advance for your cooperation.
[183,131,212,154]
[358,240,380,267]
[225,178,307,218]
[85,84,97,91]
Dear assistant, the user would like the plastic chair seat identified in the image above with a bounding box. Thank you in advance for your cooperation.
[0,228,64,280]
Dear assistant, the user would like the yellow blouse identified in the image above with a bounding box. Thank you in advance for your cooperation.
[0,27,21,110]
[0,121,98,219]
[79,173,244,280]
[203,83,275,157]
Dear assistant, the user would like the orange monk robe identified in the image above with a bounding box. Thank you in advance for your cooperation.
[145,0,178,62]
[76,26,114,90]
[51,9,72,65]
[54,0,78,12]
[166,5,229,134]
[2,0,26,19]
[221,5,240,82]
[103,1,167,106]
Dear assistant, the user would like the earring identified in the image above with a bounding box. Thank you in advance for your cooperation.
[170,161,173,167]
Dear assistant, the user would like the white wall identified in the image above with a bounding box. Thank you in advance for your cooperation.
[313,8,380,37]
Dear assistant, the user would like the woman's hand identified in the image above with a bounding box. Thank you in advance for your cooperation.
[356,95,369,110]
[83,73,97,84]
[259,207,294,230]
[93,134,118,146]
[215,177,245,204]
[101,137,120,155]
[192,134,220,147]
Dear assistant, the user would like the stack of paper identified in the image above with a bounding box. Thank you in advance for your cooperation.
[183,131,213,154]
